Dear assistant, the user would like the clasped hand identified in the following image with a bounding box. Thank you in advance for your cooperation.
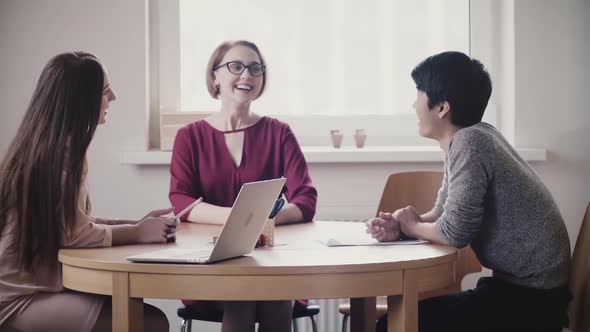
[365,212,401,242]
[365,206,422,242]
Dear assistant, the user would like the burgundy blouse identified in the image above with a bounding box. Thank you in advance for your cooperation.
[169,116,317,222]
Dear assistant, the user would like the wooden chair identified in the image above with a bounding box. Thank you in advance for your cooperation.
[177,300,319,332]
[568,201,590,332]
[338,171,482,332]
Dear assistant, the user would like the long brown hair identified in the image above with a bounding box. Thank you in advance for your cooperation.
[0,52,104,272]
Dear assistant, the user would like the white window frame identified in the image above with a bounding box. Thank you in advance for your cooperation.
[149,0,513,151]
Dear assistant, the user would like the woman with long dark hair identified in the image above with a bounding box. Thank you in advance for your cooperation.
[0,52,172,331]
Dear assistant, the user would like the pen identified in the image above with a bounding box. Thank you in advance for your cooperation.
[167,197,203,243]
[172,197,203,222]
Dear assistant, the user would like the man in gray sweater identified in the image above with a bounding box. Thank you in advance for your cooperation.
[367,52,571,332]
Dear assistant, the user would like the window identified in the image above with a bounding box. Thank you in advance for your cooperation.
[154,0,508,149]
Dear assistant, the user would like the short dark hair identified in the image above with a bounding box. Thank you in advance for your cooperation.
[411,51,492,127]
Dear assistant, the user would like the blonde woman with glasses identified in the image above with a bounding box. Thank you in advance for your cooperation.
[169,40,318,332]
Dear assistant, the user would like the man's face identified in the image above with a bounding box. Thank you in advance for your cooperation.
[413,90,440,139]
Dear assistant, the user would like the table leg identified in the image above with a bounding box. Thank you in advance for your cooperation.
[350,297,377,332]
[387,270,418,332]
[112,272,144,332]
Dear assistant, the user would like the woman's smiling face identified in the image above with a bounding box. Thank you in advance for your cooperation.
[213,45,264,105]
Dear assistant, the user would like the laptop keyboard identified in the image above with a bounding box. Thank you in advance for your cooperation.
[175,249,212,259]
[139,248,212,259]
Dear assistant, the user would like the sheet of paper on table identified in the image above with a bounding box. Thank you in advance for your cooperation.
[320,234,427,247]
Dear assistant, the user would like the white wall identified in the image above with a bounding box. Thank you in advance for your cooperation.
[1,0,589,331]
[513,0,590,249]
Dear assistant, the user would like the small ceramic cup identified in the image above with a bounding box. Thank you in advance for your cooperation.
[330,130,344,148]
[354,129,367,148]
[256,218,275,247]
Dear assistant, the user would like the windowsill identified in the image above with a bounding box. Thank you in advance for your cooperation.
[119,146,547,165]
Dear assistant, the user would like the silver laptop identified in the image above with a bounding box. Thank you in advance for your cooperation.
[126,178,286,264]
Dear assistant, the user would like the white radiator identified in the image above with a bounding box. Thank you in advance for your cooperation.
[295,298,350,332]
[292,220,366,332]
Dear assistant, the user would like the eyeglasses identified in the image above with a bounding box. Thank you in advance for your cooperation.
[214,61,266,77]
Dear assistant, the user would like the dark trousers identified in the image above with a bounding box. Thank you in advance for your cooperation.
[376,277,571,332]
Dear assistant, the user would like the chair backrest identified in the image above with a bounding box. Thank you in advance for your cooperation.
[569,201,590,332]
[377,171,482,295]
[376,171,443,216]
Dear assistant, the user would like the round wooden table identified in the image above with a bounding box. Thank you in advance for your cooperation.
[59,221,457,332]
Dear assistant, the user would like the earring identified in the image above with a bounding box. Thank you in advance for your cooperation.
[215,84,220,90]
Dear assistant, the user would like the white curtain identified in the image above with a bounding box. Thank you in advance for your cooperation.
[179,0,469,116]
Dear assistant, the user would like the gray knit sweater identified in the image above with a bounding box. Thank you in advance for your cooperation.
[433,122,570,289]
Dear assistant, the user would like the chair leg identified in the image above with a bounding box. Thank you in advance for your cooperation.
[310,316,318,332]
[293,318,299,332]
[180,319,192,332]
[341,314,349,332]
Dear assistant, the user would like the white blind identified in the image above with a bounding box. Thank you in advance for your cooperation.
[179,0,469,116]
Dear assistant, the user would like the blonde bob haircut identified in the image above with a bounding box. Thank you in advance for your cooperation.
[206,40,267,99]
